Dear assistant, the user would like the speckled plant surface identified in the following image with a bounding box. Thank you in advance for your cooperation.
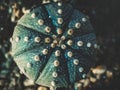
[11,0,97,89]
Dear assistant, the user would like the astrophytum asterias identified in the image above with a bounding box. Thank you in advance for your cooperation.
[11,0,97,89]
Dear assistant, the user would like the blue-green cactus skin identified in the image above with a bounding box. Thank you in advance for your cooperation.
[11,1,96,89]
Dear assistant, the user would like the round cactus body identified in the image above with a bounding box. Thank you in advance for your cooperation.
[11,1,97,89]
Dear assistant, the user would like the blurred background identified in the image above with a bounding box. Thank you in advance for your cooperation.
[0,0,120,90]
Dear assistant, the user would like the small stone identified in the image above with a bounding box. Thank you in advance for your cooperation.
[54,60,60,67]
[75,83,82,89]
[106,70,113,79]
[38,86,48,90]
[92,65,106,74]
[80,79,90,87]
[90,77,97,83]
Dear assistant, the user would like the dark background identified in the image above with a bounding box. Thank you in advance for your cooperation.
[0,0,120,90]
